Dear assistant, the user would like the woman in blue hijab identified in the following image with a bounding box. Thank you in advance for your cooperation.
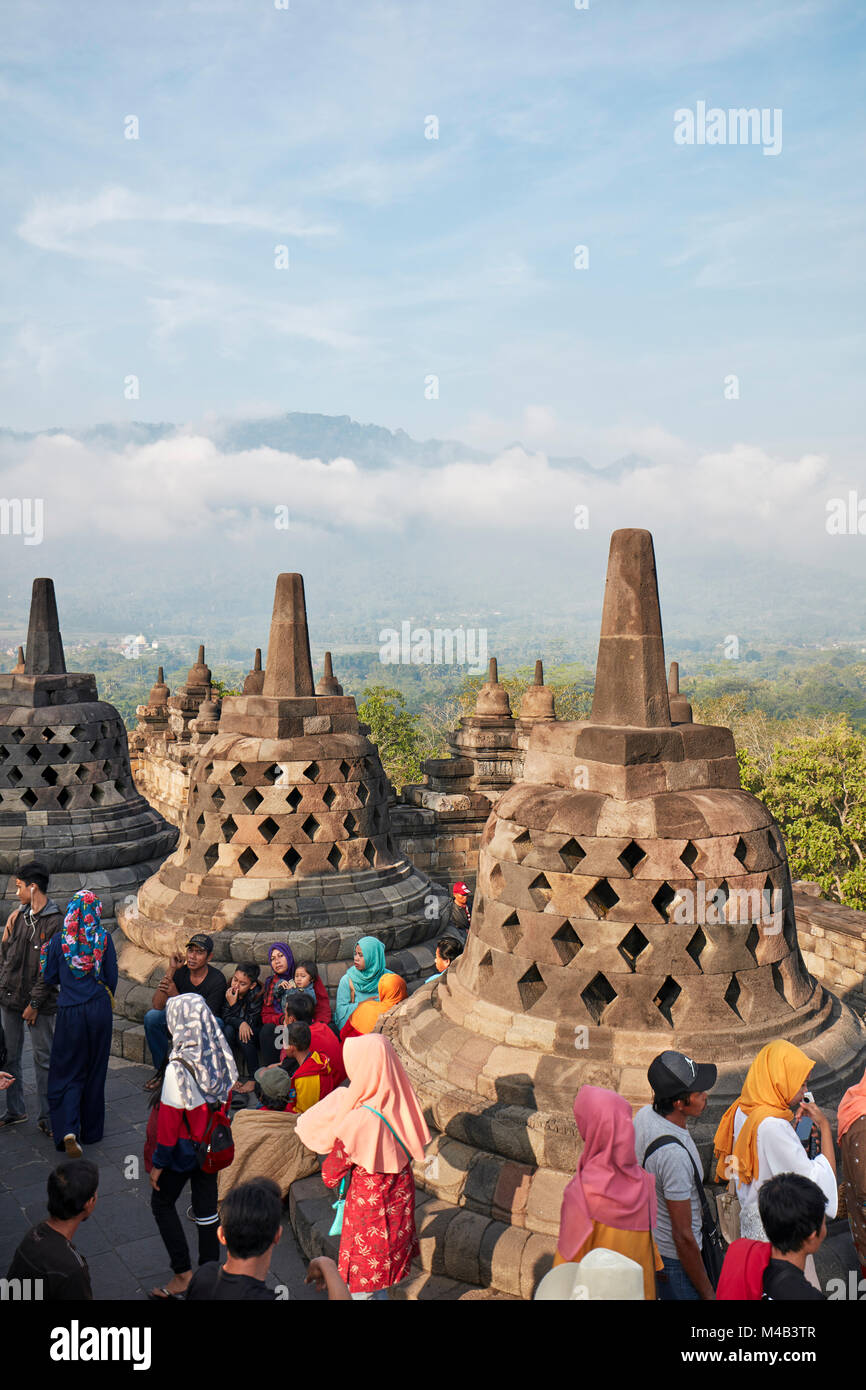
[334,936,388,1031]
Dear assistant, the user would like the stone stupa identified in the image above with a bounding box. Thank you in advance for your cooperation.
[116,573,443,1022]
[386,529,866,1294]
[0,578,177,928]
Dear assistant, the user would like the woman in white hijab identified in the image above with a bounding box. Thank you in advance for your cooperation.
[146,994,237,1299]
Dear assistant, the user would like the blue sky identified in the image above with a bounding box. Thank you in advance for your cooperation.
[2,0,864,466]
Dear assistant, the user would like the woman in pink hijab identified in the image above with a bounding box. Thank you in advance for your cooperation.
[554,1085,660,1299]
[297,1033,430,1300]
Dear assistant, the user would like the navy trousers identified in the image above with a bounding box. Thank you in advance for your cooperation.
[47,995,113,1148]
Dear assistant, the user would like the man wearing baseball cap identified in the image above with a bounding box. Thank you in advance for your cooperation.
[633,1050,718,1301]
[441,882,471,947]
[143,933,227,1090]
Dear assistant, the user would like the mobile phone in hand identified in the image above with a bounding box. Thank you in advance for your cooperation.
[795,1091,815,1143]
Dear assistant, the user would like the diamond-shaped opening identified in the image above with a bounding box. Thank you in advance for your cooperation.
[303,761,320,781]
[229,763,247,785]
[75,764,88,782]
[489,863,504,899]
[745,924,760,961]
[211,786,225,809]
[100,722,109,738]
[326,844,342,872]
[322,785,336,810]
[653,975,682,1026]
[43,766,59,786]
[301,814,319,841]
[619,925,650,971]
[517,964,547,1012]
[113,737,123,754]
[282,846,301,874]
[25,745,40,764]
[344,811,359,834]
[618,840,646,875]
[586,878,620,919]
[259,816,280,844]
[90,785,104,804]
[711,880,730,923]
[8,766,23,785]
[651,883,678,922]
[771,962,793,1007]
[558,836,586,873]
[501,910,522,951]
[22,788,38,809]
[733,836,748,866]
[552,922,583,965]
[204,844,219,872]
[243,788,263,814]
[238,847,258,874]
[339,760,351,779]
[512,830,531,861]
[57,743,71,758]
[222,815,238,842]
[196,812,206,834]
[680,841,699,871]
[57,787,70,809]
[41,727,54,742]
[478,949,494,984]
[783,905,797,951]
[363,840,376,867]
[10,727,25,742]
[70,725,84,740]
[357,782,369,806]
[286,786,303,811]
[581,972,617,1024]
[685,926,707,970]
[114,779,127,795]
[527,872,554,911]
[263,763,281,785]
[724,973,742,1017]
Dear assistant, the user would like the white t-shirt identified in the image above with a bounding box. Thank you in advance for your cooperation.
[733,1107,837,1219]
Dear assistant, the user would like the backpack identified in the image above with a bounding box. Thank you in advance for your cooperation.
[179,1060,235,1174]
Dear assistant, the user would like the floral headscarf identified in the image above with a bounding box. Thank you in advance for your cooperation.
[41,890,106,979]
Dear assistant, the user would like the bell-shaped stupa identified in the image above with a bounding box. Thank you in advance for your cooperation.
[387,530,866,1293]
[0,579,177,926]
[116,573,441,1019]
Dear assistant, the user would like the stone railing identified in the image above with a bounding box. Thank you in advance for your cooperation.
[794,883,866,1012]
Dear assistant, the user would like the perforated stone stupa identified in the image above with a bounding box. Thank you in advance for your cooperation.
[116,573,441,1021]
[0,579,177,928]
[387,529,866,1292]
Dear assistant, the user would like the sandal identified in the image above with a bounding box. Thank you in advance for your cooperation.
[143,1074,163,1091]
[148,1286,186,1300]
[37,1119,52,1138]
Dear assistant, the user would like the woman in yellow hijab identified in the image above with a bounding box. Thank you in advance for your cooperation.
[713,1040,837,1266]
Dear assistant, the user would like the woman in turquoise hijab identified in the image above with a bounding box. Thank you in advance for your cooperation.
[334,937,388,1031]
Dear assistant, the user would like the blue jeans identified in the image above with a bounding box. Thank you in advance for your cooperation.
[657,1254,700,1301]
[144,1007,225,1070]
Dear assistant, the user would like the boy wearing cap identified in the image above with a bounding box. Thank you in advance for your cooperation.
[143,934,227,1088]
[633,1050,718,1301]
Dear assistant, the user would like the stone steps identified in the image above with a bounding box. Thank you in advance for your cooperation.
[288,1171,528,1299]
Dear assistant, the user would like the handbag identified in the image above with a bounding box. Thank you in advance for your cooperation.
[643,1135,726,1289]
[328,1105,414,1237]
[179,1060,235,1174]
[716,1178,742,1245]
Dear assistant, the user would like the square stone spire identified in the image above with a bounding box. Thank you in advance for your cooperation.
[590,529,671,728]
[24,578,67,675]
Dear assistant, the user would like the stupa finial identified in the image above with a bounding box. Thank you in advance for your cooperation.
[590,529,671,728]
[533,659,543,685]
[24,579,66,675]
[12,646,25,674]
[668,661,679,695]
[262,573,315,698]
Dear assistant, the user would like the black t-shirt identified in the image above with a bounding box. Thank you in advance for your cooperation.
[7,1222,92,1300]
[173,965,226,1019]
[186,1263,276,1301]
[763,1259,825,1301]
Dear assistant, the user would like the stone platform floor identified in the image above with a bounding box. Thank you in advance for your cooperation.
[0,1045,322,1302]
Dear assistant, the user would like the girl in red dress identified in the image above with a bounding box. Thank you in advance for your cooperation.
[296,1033,430,1299]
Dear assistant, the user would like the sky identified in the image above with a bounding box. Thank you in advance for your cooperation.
[0,0,864,645]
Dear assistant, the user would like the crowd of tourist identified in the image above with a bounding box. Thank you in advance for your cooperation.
[3,861,866,1303]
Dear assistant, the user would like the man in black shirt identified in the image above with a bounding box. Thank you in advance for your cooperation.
[143,933,226,1088]
[187,1178,282,1301]
[6,1159,98,1300]
[758,1172,827,1301]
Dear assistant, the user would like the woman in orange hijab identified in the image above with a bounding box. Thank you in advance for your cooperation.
[340,972,408,1041]
[837,1065,866,1277]
[713,1040,837,1272]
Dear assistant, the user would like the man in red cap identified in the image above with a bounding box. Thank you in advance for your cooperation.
[442,882,471,946]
